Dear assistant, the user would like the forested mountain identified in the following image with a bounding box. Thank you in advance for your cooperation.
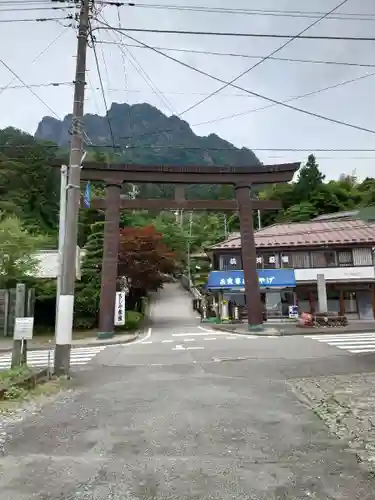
[35,102,261,168]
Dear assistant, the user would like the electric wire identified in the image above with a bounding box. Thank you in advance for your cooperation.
[0,59,61,118]
[94,21,375,137]
[95,41,375,70]
[176,0,350,117]
[192,71,375,128]
[2,143,375,153]
[95,26,375,42]
[96,2,375,22]
[97,11,178,115]
[0,81,72,91]
[0,6,75,13]
[0,28,70,98]
[116,5,132,135]
[0,14,74,23]
[89,23,117,151]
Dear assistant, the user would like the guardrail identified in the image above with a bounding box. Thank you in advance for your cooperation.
[180,275,202,299]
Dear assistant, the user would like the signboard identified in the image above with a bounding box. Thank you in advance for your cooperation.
[114,291,126,326]
[205,269,296,290]
[288,305,298,319]
[14,317,34,340]
[83,181,91,208]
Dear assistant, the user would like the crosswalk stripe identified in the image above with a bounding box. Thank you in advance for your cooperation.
[305,333,375,354]
[0,345,107,370]
[307,333,375,341]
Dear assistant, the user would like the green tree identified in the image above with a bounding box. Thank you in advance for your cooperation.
[74,221,104,329]
[0,128,60,235]
[0,215,49,288]
[293,154,325,200]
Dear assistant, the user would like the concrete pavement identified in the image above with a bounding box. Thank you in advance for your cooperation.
[1,284,375,498]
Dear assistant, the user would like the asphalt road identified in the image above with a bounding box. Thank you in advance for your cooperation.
[1,284,375,499]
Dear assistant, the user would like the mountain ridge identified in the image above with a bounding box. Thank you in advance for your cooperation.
[34,101,261,167]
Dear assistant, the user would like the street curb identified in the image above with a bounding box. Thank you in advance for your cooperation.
[0,331,140,354]
[211,325,375,337]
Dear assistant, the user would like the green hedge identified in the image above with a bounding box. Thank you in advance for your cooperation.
[115,310,144,332]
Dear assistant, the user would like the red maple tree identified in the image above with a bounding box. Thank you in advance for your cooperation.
[117,225,176,291]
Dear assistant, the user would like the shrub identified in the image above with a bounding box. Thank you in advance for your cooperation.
[115,310,143,332]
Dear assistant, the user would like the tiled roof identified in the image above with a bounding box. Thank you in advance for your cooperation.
[313,210,359,221]
[210,219,375,250]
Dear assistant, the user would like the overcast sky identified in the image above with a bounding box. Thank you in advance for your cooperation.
[1,0,375,179]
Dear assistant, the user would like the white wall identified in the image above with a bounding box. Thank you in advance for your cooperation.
[295,266,375,283]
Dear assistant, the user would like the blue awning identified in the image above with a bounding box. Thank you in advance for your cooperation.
[206,269,296,289]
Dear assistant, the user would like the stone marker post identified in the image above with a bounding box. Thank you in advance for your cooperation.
[11,283,26,368]
[317,274,328,314]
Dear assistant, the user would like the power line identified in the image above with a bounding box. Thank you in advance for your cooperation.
[97,2,375,22]
[0,15,74,23]
[263,156,375,161]
[89,23,117,151]
[95,22,375,137]
[95,41,375,70]
[0,81,72,91]
[116,4,132,134]
[0,28,70,97]
[0,59,61,119]
[177,0,350,117]
[193,71,375,128]
[0,5,75,12]
[97,11,178,115]
[95,26,375,42]
[2,143,375,153]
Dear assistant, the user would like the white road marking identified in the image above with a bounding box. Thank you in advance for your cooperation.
[138,327,152,344]
[225,337,237,340]
[198,325,260,339]
[305,332,375,354]
[173,345,185,351]
[183,338,196,342]
[142,341,153,344]
[0,346,106,370]
[161,340,173,343]
[172,332,222,337]
[186,346,204,350]
[204,337,216,341]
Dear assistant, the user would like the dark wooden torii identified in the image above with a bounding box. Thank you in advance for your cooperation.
[77,162,299,335]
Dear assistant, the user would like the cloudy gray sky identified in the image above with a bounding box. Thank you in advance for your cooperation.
[1,0,375,179]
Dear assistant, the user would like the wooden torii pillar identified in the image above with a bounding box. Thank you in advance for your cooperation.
[78,162,299,336]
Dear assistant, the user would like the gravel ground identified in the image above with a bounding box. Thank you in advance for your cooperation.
[289,372,375,473]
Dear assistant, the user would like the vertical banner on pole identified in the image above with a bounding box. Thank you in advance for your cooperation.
[114,291,126,326]
[83,181,91,208]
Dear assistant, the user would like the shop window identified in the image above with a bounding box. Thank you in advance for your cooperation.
[311,251,337,268]
[343,291,358,313]
[337,250,353,267]
[263,290,294,318]
[256,255,263,269]
[288,252,310,268]
[220,254,242,270]
[327,290,340,314]
[280,253,292,268]
[262,253,278,269]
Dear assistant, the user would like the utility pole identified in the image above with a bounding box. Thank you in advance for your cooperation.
[223,214,228,239]
[55,165,68,325]
[54,0,91,375]
[187,212,193,286]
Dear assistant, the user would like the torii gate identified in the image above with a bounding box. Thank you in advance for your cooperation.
[79,162,299,335]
